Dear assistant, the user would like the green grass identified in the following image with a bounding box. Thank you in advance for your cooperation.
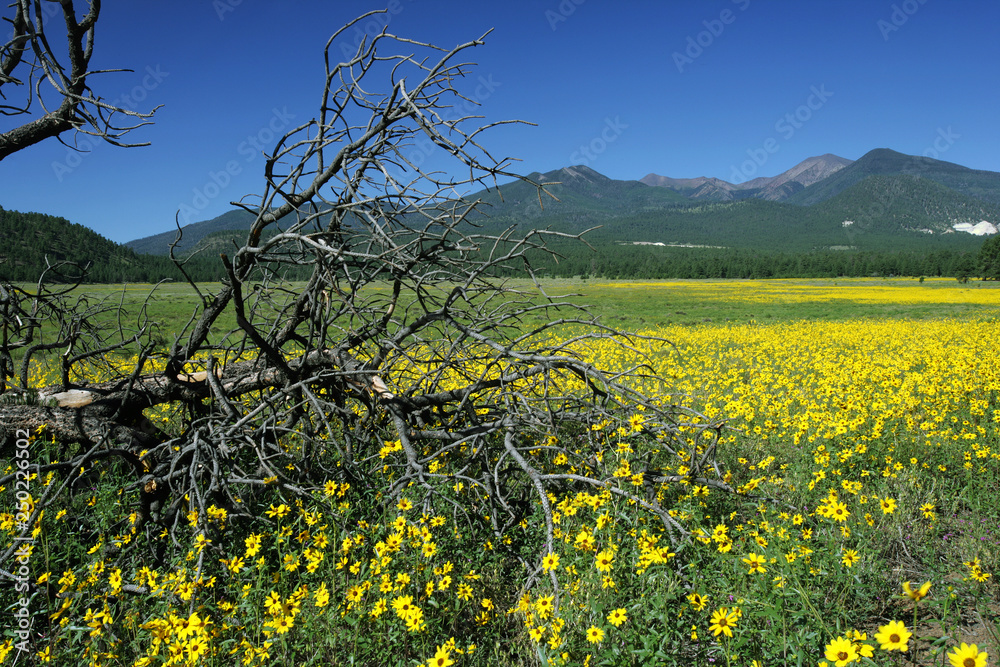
[37,276,1000,338]
[559,277,1000,327]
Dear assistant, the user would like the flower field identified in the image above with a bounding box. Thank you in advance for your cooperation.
[3,278,999,666]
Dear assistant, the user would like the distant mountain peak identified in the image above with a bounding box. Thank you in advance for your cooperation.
[862,147,906,159]
[538,164,609,184]
[641,153,852,202]
[767,153,854,189]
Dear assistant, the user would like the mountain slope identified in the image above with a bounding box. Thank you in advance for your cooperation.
[505,165,689,211]
[638,174,738,199]
[0,208,203,282]
[812,174,1000,235]
[754,153,853,200]
[467,165,689,235]
[787,148,1000,206]
[126,209,257,256]
[133,166,663,257]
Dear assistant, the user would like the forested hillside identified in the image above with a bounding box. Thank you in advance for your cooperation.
[787,148,1000,205]
[461,163,992,253]
[9,147,1000,284]
[126,208,257,255]
[524,244,981,280]
[0,208,223,282]
[814,174,1000,234]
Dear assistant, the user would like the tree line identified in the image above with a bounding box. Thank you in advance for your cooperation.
[2,206,995,284]
[524,242,990,280]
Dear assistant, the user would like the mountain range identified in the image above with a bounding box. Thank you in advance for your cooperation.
[465,149,1000,247]
[123,148,1000,261]
[3,147,998,282]
[640,149,1000,210]
[640,153,853,202]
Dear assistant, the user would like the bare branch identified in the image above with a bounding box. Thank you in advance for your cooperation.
[0,0,157,160]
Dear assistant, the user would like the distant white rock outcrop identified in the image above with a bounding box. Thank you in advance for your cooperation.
[953,221,998,236]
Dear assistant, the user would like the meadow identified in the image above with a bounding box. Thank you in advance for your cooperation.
[2,277,999,666]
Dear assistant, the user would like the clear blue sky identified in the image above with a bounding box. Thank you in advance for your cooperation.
[2,0,998,243]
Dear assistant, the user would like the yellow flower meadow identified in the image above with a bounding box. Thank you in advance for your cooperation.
[10,279,1000,666]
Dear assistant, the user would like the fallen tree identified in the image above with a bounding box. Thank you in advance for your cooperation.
[1,12,732,660]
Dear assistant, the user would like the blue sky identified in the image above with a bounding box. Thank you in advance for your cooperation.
[2,0,998,243]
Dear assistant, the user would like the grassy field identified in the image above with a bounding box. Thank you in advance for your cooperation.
[3,277,999,666]
[51,275,1000,331]
[569,276,1000,325]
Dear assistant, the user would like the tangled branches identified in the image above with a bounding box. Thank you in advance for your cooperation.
[0,13,732,613]
[0,0,159,160]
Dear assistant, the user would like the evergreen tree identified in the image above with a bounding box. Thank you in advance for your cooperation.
[978,236,1000,280]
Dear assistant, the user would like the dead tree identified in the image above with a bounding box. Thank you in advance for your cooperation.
[0,12,730,601]
[0,0,158,160]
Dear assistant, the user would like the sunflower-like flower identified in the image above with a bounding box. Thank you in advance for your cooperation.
[607,608,628,627]
[585,625,604,644]
[741,552,767,575]
[686,592,708,612]
[874,620,911,652]
[902,580,931,602]
[824,636,858,667]
[708,607,738,638]
[947,643,987,667]
[541,552,560,572]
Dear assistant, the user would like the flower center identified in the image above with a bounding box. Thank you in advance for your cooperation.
[890,634,900,643]
[964,659,975,667]
[837,651,848,661]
